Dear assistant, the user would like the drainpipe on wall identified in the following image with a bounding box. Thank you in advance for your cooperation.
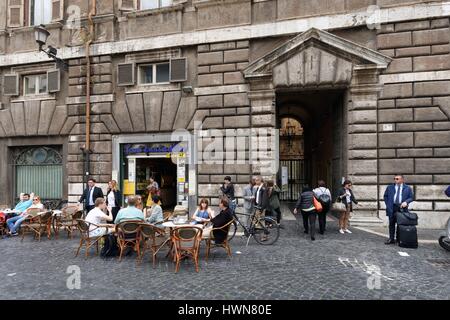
[84,0,96,187]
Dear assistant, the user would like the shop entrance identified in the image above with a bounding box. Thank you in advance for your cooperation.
[135,157,177,209]
[120,141,190,211]
[277,89,346,201]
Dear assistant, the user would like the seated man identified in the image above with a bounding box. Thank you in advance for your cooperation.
[7,194,42,236]
[146,195,164,226]
[114,196,145,224]
[202,197,234,244]
[85,198,114,237]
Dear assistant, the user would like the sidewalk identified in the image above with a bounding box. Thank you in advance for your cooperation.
[280,202,441,244]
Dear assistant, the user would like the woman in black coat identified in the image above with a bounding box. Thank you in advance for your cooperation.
[106,180,123,223]
[337,180,358,234]
[293,186,317,241]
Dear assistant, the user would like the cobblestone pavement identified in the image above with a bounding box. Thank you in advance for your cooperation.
[0,211,449,300]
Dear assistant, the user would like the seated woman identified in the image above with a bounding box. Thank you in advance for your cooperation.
[192,198,214,225]
[85,198,114,237]
[7,195,44,236]
[146,195,164,226]
[202,197,233,244]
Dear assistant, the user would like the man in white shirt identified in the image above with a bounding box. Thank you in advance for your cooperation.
[85,198,114,237]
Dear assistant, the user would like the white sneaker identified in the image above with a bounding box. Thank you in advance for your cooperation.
[344,229,352,234]
[339,229,345,234]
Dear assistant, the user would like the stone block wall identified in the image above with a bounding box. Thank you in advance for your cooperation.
[66,55,114,202]
[196,40,253,206]
[377,17,450,225]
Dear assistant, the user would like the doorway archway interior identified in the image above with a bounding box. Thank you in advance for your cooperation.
[277,89,346,201]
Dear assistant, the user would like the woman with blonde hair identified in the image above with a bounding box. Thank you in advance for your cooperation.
[106,180,122,222]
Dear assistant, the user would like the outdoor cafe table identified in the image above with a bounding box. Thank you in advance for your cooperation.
[159,222,204,259]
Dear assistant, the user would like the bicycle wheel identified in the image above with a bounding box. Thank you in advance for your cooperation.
[227,220,238,242]
[253,217,280,245]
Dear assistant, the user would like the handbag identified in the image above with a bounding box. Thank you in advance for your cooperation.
[332,201,346,212]
[313,197,323,213]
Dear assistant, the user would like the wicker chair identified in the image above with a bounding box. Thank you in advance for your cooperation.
[74,219,103,258]
[116,220,142,262]
[53,206,83,239]
[138,223,167,267]
[20,211,52,242]
[171,226,203,273]
[204,219,234,261]
[163,211,172,222]
[0,213,6,236]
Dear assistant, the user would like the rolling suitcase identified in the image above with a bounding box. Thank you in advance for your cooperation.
[397,225,418,249]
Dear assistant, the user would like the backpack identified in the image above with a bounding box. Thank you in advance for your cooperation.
[100,234,119,258]
[445,186,450,198]
[317,188,331,205]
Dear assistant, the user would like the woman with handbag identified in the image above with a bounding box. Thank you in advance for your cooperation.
[337,180,358,234]
[293,186,318,241]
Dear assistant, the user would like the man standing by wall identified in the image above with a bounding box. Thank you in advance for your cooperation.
[383,174,414,245]
[78,178,104,214]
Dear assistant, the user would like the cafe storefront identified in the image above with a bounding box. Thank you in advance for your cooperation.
[112,133,197,213]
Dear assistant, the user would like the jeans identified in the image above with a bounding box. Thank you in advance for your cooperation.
[389,205,401,241]
[7,215,26,234]
[229,200,237,213]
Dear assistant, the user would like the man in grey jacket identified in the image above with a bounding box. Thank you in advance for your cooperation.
[243,178,255,225]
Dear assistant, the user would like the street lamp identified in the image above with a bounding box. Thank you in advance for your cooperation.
[34,24,68,70]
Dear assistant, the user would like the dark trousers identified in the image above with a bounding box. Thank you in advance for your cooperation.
[111,207,120,223]
[388,204,401,241]
[318,211,327,234]
[301,210,317,238]
[273,207,282,224]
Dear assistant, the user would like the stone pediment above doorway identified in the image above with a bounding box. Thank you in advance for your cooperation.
[243,28,392,88]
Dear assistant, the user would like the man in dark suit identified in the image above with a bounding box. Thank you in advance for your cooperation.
[78,178,104,214]
[253,175,268,210]
[383,174,414,245]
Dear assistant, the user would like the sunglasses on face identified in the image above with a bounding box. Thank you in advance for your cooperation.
[33,199,39,201]
[394,178,401,181]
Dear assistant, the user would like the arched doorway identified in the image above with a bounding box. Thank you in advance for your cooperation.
[13,146,63,207]
[277,89,345,201]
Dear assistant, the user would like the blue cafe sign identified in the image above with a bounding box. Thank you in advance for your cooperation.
[123,143,186,155]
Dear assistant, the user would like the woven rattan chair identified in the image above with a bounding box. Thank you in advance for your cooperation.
[204,219,234,261]
[116,220,142,262]
[20,211,52,242]
[74,219,103,258]
[54,206,83,239]
[171,226,203,273]
[138,223,167,267]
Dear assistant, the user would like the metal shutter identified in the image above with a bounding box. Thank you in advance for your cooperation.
[51,0,64,21]
[4,74,19,96]
[170,58,187,82]
[47,69,60,93]
[117,63,135,86]
[7,0,24,27]
[119,0,137,10]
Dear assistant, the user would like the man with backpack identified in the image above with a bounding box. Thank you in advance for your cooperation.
[313,180,332,235]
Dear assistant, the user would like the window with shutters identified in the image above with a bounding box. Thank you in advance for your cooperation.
[138,62,170,85]
[23,74,48,95]
[8,0,63,27]
[140,0,173,10]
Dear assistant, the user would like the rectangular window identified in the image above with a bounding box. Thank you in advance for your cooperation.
[23,74,48,95]
[138,63,170,85]
[31,0,52,26]
[140,0,172,10]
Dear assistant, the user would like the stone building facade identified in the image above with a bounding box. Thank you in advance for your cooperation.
[0,0,449,228]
